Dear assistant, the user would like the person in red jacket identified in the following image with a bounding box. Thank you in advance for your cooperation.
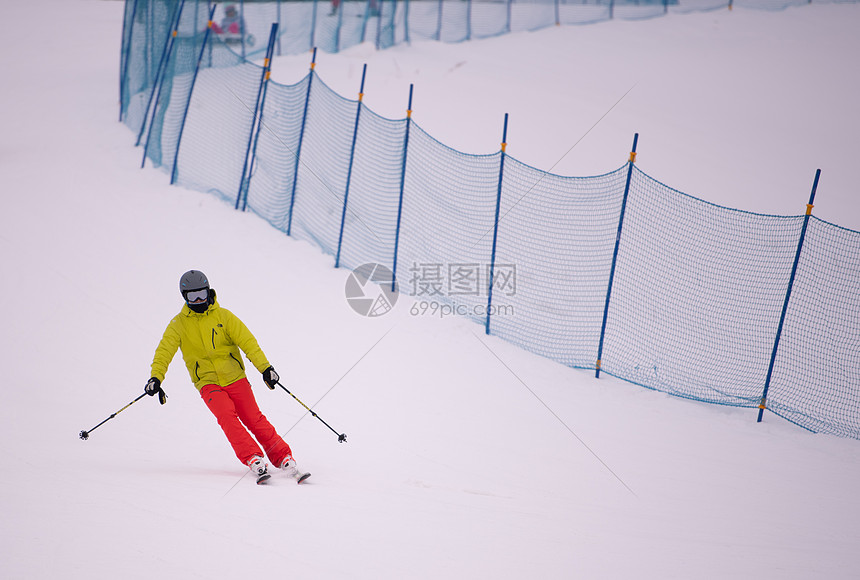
[145,270,308,484]
[212,4,245,35]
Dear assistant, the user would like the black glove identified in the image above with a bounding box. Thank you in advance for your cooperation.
[262,366,279,390]
[145,377,168,405]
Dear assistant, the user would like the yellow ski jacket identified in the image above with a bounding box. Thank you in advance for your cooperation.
[151,299,271,391]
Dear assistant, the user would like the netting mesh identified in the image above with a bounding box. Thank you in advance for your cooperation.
[244,76,310,231]
[287,75,357,255]
[119,0,851,94]
[768,218,860,438]
[120,0,860,440]
[492,160,627,369]
[121,0,175,133]
[336,107,407,271]
[173,60,262,202]
[397,125,503,326]
[601,167,803,407]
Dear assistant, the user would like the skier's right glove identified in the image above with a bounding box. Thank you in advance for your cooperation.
[145,377,168,405]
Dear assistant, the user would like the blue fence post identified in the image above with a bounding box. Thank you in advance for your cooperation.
[435,0,443,41]
[555,0,560,26]
[137,0,184,149]
[239,0,246,60]
[236,23,278,209]
[376,0,387,50]
[361,0,371,43]
[145,0,152,89]
[466,0,472,41]
[485,113,509,335]
[757,169,821,423]
[405,0,411,44]
[391,84,414,292]
[310,0,318,51]
[119,0,140,122]
[335,64,368,269]
[287,48,317,237]
[192,0,199,35]
[506,0,512,33]
[236,22,278,211]
[595,133,638,378]
[170,4,218,186]
[336,0,344,52]
[140,0,187,166]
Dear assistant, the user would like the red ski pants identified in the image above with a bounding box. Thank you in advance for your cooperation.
[200,378,292,467]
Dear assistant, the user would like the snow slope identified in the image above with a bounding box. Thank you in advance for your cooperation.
[1,1,859,578]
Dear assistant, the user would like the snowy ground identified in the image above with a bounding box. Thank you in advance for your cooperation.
[2,1,859,578]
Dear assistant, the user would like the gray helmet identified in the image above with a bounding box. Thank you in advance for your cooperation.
[179,270,209,296]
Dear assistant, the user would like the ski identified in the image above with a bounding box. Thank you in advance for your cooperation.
[257,471,309,485]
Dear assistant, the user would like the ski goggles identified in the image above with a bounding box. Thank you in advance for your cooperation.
[185,288,209,303]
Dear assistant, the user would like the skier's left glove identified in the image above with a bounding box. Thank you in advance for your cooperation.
[145,377,168,405]
[262,366,279,390]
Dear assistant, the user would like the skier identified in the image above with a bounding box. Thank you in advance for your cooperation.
[144,270,307,484]
[212,4,245,36]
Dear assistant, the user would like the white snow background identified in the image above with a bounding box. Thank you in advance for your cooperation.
[2,1,859,578]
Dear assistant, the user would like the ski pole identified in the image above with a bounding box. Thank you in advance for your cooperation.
[79,392,147,440]
[275,381,347,443]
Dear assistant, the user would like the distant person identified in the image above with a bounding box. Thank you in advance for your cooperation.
[330,0,380,17]
[212,4,245,36]
[144,270,309,485]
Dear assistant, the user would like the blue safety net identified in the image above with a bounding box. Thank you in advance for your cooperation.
[120,0,860,440]
[335,105,407,271]
[244,75,311,232]
[491,160,628,370]
[767,218,860,438]
[120,0,855,103]
[397,125,504,327]
[600,168,803,407]
[287,75,358,256]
